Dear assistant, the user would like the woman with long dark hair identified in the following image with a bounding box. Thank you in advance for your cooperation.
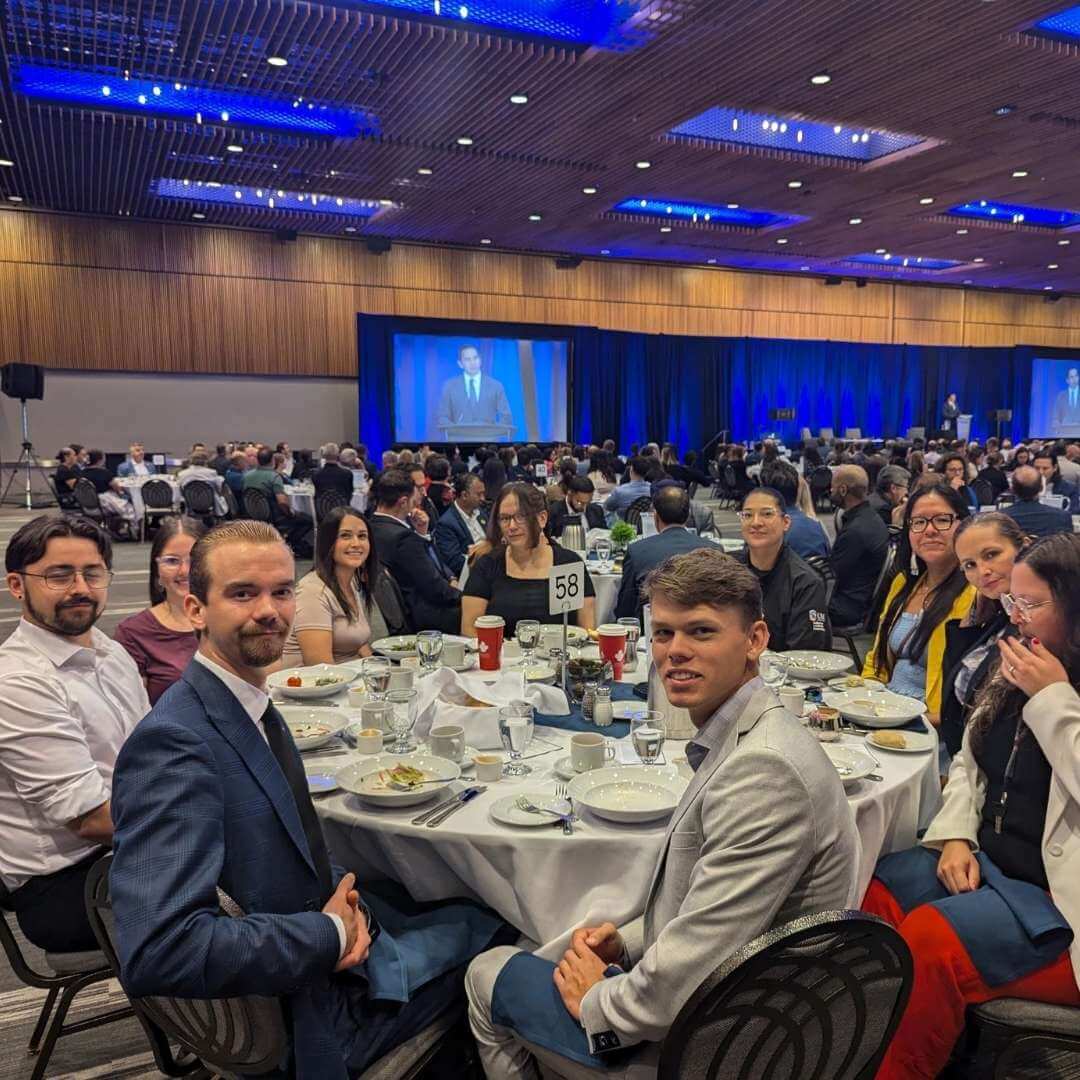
[115,515,207,704]
[862,481,975,723]
[280,507,387,666]
[481,455,508,506]
[864,533,1080,1079]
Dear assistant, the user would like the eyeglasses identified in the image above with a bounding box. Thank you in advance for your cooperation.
[909,514,957,533]
[497,512,529,528]
[1000,593,1053,621]
[21,567,113,590]
[737,509,781,522]
[156,556,191,570]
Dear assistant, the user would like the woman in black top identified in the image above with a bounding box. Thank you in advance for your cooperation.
[461,482,595,638]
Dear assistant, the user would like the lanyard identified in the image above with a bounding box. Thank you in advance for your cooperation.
[992,717,1027,835]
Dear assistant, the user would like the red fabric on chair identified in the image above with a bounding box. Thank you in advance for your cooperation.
[863,878,1080,1079]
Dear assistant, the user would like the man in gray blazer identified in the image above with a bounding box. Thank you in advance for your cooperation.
[466,548,859,1078]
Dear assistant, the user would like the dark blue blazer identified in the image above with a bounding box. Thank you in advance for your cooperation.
[614,528,713,619]
[1003,499,1074,539]
[433,504,484,577]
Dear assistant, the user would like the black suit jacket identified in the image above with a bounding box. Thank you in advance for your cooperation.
[547,500,606,539]
[312,463,354,502]
[369,514,461,634]
[828,500,889,628]
[614,528,713,620]
[1003,499,1074,539]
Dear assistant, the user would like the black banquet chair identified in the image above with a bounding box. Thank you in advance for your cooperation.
[624,495,654,534]
[181,479,223,525]
[965,997,1080,1077]
[315,488,349,522]
[141,478,179,540]
[0,879,133,1080]
[243,487,273,522]
[657,910,912,1080]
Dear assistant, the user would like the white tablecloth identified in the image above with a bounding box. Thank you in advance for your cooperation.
[117,475,180,519]
[289,483,367,518]
[312,720,940,943]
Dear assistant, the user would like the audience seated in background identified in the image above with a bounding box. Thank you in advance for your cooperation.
[425,455,454,517]
[940,453,978,510]
[116,442,157,478]
[863,481,975,734]
[547,476,605,539]
[1003,465,1074,539]
[209,443,231,476]
[869,464,911,528]
[275,442,294,478]
[587,450,619,499]
[408,463,441,524]
[243,447,314,556]
[462,482,596,638]
[1033,447,1079,514]
[736,487,830,653]
[115,516,205,705]
[80,448,138,530]
[224,451,248,499]
[614,486,710,620]
[272,452,295,487]
[433,473,488,578]
[603,456,651,523]
[828,465,889,629]
[109,521,508,1077]
[864,532,1080,1080]
[312,442,354,505]
[759,459,829,559]
[178,450,229,516]
[370,469,461,635]
[52,446,81,509]
[1060,443,1080,485]
[281,508,388,667]
[467,549,858,1076]
[0,515,149,951]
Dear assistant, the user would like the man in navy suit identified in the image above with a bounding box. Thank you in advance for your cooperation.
[614,486,711,620]
[435,344,513,433]
[434,472,488,577]
[110,520,504,1079]
[1002,466,1074,539]
[1052,367,1080,435]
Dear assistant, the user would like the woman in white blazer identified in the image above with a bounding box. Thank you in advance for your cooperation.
[864,532,1080,1080]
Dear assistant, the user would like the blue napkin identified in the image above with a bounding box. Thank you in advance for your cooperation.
[533,681,644,738]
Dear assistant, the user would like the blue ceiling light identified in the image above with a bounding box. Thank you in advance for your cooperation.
[11,62,378,138]
[667,106,931,164]
[844,252,965,271]
[342,0,658,48]
[1032,5,1080,41]
[152,178,394,218]
[947,199,1080,229]
[611,197,805,230]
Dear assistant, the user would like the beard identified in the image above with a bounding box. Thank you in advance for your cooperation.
[25,591,100,637]
[235,622,289,667]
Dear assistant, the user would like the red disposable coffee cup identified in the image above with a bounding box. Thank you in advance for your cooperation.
[597,623,629,680]
[475,615,506,671]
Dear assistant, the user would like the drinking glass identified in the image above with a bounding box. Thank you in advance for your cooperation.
[594,536,613,568]
[416,630,443,674]
[386,688,418,754]
[498,701,535,776]
[362,656,392,701]
[759,650,789,692]
[515,620,541,666]
[630,712,666,765]
[617,617,641,674]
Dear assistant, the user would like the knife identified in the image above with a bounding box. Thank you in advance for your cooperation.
[427,786,485,827]
[410,788,469,825]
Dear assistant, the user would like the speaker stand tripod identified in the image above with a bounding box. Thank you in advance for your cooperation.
[1,399,58,510]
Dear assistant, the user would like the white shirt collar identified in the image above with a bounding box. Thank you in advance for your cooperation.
[15,617,109,669]
[193,651,269,724]
[455,501,478,522]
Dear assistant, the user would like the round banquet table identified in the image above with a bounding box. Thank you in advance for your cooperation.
[311,718,942,944]
[117,474,180,519]
[288,483,367,518]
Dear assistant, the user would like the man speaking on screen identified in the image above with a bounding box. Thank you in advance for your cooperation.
[436,344,513,432]
[1053,366,1080,435]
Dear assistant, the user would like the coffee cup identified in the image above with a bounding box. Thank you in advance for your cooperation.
[502,640,522,662]
[429,724,465,762]
[570,732,615,772]
[597,623,629,680]
[473,753,503,782]
[399,655,421,670]
[778,687,805,719]
[347,685,367,710]
[388,668,415,691]
[355,728,384,755]
[441,641,467,668]
[475,615,506,671]
[360,701,392,732]
[539,626,563,654]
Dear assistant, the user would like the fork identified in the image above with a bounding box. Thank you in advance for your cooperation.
[555,783,574,835]
[514,796,569,824]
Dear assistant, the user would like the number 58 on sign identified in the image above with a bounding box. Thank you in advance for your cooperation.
[548,561,585,615]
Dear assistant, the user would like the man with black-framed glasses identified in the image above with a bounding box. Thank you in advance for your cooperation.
[0,514,149,952]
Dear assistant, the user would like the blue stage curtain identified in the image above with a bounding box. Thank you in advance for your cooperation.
[357,314,396,461]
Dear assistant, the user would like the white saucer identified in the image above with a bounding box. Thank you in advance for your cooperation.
[490,791,571,827]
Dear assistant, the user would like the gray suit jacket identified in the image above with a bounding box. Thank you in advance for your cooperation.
[436,374,513,429]
[579,687,859,1060]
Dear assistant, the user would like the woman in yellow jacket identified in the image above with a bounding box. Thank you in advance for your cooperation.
[863,480,976,725]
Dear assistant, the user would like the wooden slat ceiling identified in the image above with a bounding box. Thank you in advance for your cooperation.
[3,0,1080,293]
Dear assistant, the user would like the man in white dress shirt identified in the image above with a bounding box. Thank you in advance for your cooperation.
[178,450,229,517]
[0,515,149,951]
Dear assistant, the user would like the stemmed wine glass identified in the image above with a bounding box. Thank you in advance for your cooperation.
[630,711,666,765]
[362,656,392,702]
[759,651,789,693]
[416,630,443,675]
[386,688,418,754]
[498,701,535,776]
[515,619,541,696]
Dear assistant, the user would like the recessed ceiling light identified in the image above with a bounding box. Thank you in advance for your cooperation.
[848,216,863,225]
[417,166,433,176]
[267,55,288,67]
[800,265,811,271]
[973,256,985,263]
[600,248,611,255]
[1045,285,1054,290]
[1048,263,1059,269]
[480,238,492,244]
[582,186,597,195]
[1012,169,1028,178]
[874,247,887,254]
[7,195,23,202]
[726,202,739,209]
[994,104,1015,116]
[509,93,528,105]
[919,196,934,205]
[810,72,831,85]
[956,228,969,235]
[659,226,672,233]
[776,237,789,244]
[528,213,542,221]
[635,160,651,169]
[456,136,474,146]
[226,144,243,153]
[345,226,357,233]
[787,180,803,189]
[1059,239,1071,245]
[192,212,206,219]
[707,258,717,264]
[0,158,12,167]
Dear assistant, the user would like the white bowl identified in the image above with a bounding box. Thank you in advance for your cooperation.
[277,706,345,750]
[822,689,926,728]
[822,744,878,786]
[567,765,687,824]
[267,664,356,699]
[336,753,461,807]
[779,651,855,681]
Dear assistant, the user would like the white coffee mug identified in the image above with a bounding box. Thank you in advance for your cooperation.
[347,685,367,710]
[429,724,465,762]
[441,641,467,668]
[570,732,615,772]
[355,728,384,755]
[360,701,392,732]
[388,668,415,691]
[778,687,805,719]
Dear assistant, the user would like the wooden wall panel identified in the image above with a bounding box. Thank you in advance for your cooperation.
[7,210,1080,377]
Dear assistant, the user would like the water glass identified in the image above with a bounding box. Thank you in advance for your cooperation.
[362,656,392,701]
[759,650,789,692]
[416,630,444,674]
[386,688,418,754]
[594,536,613,568]
[516,620,540,666]
[630,711,666,765]
[498,701,535,776]
[617,617,641,673]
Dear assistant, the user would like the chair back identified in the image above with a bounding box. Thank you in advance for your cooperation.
[803,554,837,611]
[657,911,912,1080]
[844,428,862,441]
[84,855,287,1077]
[315,488,349,522]
[625,496,654,534]
[182,479,217,516]
[972,477,996,509]
[74,478,103,515]
[222,483,240,519]
[819,427,835,442]
[809,467,833,510]
[141,479,175,511]
[243,488,273,522]
[372,568,411,636]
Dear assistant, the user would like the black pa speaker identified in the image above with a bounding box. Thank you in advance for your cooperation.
[1,363,44,401]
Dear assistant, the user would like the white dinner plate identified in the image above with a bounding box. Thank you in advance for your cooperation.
[278,706,346,750]
[336,753,461,807]
[779,651,855,681]
[490,791,570,828]
[822,689,927,728]
[868,729,936,754]
[822,744,877,786]
[371,635,419,659]
[306,772,339,795]
[523,663,557,684]
[567,765,687,824]
[267,664,357,699]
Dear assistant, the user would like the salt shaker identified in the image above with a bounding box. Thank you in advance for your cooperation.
[592,686,614,727]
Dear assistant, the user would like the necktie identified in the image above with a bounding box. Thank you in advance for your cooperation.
[262,703,334,902]
[471,377,479,405]
[685,741,709,772]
